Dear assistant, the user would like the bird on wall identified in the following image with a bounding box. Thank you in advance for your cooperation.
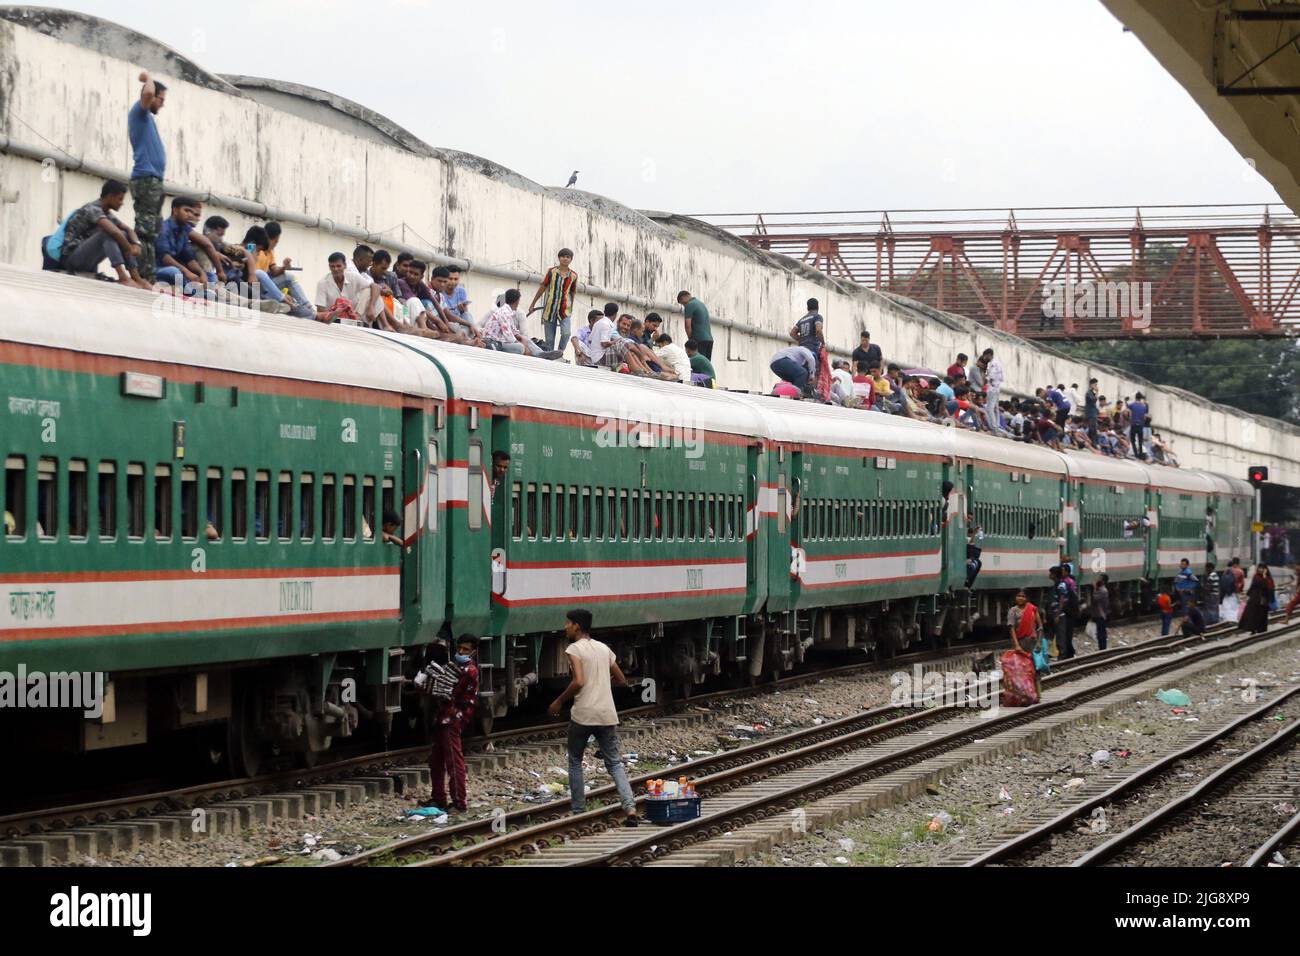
[566,170,579,188]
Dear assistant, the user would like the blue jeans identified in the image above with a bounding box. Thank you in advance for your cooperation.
[273,273,314,318]
[771,356,810,391]
[154,266,215,299]
[567,722,635,813]
[1094,616,1108,650]
[543,314,571,351]
[251,269,285,302]
[1160,612,1172,636]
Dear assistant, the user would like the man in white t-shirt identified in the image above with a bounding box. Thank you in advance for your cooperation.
[315,252,373,323]
[652,333,692,383]
[548,608,639,824]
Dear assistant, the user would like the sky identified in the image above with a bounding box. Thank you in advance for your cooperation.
[45,0,1286,215]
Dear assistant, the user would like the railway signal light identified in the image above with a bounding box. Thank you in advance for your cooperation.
[1248,465,1269,486]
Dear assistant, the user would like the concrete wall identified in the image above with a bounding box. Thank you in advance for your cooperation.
[2,11,1298,486]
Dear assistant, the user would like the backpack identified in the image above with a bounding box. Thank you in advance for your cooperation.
[1065,577,1080,617]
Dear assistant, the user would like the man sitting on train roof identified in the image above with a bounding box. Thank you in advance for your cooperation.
[43,179,151,289]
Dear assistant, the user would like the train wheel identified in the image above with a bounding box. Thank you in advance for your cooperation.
[227,685,263,778]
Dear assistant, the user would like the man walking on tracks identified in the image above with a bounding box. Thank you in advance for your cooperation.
[129,71,167,281]
[423,636,479,813]
[548,609,640,826]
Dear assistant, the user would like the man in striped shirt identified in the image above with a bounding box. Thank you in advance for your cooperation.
[528,248,579,350]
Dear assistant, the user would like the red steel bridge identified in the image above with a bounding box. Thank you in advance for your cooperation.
[694,204,1300,340]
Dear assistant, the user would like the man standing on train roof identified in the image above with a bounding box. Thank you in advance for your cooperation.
[790,299,825,370]
[423,637,479,814]
[549,609,640,826]
[529,248,579,352]
[677,290,713,360]
[128,71,167,281]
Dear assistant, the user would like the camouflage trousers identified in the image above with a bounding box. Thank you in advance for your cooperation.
[130,176,164,280]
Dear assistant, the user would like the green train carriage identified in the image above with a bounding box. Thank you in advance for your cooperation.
[383,340,770,710]
[0,268,450,773]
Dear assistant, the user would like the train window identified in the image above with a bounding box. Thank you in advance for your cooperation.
[641,491,652,541]
[511,482,523,539]
[686,492,696,540]
[570,486,579,539]
[382,477,396,531]
[154,464,172,541]
[707,494,716,541]
[662,491,671,540]
[4,456,25,538]
[127,463,145,539]
[556,484,567,540]
[231,469,248,541]
[98,462,117,540]
[592,486,603,540]
[362,477,376,541]
[541,484,552,540]
[180,466,198,541]
[342,475,356,542]
[68,459,88,539]
[671,492,681,541]
[582,487,592,539]
[652,491,662,541]
[630,490,640,541]
[800,498,810,540]
[255,471,271,542]
[37,457,57,539]
[527,483,539,540]
[468,443,483,531]
[206,467,222,541]
[615,489,626,541]
[300,474,315,541]
[277,471,293,541]
[321,474,336,542]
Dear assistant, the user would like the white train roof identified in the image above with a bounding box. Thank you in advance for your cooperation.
[947,426,1069,475]
[1057,449,1151,486]
[1196,471,1255,498]
[729,392,959,457]
[1138,461,1216,495]
[372,333,770,439]
[0,264,444,398]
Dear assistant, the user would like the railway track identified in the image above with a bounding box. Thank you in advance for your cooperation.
[950,670,1300,866]
[1074,708,1299,867]
[331,617,1292,867]
[0,637,1013,848]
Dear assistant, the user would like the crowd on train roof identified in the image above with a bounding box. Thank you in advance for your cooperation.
[35,71,1174,467]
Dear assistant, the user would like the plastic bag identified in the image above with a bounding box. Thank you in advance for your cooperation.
[1031,638,1051,675]
[999,650,1040,707]
[1085,620,1098,640]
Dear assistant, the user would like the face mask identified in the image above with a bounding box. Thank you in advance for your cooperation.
[454,654,471,665]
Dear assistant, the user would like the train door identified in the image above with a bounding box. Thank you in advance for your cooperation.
[745,442,764,615]
[1145,488,1160,582]
[788,449,805,609]
[942,460,966,593]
